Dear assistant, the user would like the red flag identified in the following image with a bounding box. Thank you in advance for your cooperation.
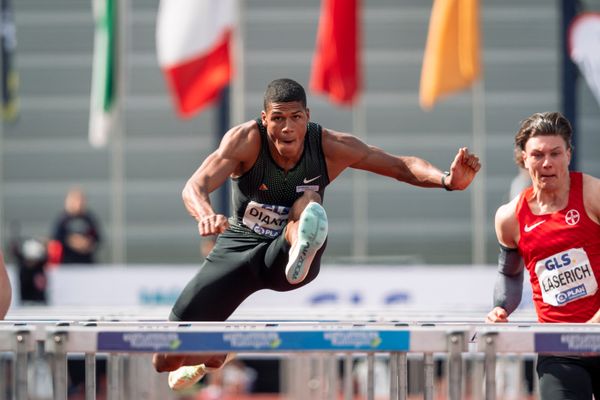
[156,0,234,118]
[310,0,361,106]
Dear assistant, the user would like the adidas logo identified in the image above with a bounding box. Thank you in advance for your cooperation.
[259,183,268,191]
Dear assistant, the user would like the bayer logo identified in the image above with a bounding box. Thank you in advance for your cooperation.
[565,209,580,226]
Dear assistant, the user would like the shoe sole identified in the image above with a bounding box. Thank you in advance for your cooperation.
[168,353,236,391]
[168,364,207,391]
[285,202,328,284]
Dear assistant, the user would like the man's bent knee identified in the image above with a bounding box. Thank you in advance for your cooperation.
[290,191,322,221]
[300,190,321,204]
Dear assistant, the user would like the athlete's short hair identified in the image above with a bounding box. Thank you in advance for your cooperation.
[514,111,573,168]
[263,78,307,111]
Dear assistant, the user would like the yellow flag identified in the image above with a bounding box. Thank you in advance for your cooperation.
[419,0,481,110]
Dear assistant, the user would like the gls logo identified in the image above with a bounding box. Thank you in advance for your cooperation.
[544,252,571,270]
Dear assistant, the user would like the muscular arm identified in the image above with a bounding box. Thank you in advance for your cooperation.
[322,129,480,189]
[492,245,524,313]
[182,121,260,236]
[486,199,522,323]
[0,252,11,319]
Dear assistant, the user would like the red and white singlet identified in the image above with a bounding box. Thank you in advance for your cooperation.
[516,172,600,322]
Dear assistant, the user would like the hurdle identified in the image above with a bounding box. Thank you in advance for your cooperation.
[0,323,37,400]
[1,319,470,400]
[3,310,600,400]
[476,323,600,400]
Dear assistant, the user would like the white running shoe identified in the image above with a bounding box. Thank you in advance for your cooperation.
[168,364,208,391]
[167,353,236,391]
[285,202,328,284]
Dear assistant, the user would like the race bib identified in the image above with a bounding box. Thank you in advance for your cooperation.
[242,201,290,238]
[535,248,598,306]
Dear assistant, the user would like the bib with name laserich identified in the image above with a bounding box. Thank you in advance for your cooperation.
[535,248,597,306]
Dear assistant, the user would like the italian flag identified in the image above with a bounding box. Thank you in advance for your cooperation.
[156,0,234,118]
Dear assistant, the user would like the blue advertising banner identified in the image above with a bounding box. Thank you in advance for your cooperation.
[97,330,410,353]
[535,333,600,354]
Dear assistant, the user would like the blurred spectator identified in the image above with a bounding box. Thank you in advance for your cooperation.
[0,251,11,318]
[198,359,256,400]
[51,189,104,395]
[11,237,48,304]
[51,187,102,264]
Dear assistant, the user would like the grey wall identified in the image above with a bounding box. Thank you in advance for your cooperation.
[3,0,600,265]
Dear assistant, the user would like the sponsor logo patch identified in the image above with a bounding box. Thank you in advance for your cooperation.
[556,284,587,304]
[524,220,545,232]
[303,175,321,184]
[565,209,580,226]
[296,185,319,193]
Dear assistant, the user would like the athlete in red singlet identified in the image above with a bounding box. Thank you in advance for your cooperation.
[517,171,600,322]
[486,112,600,400]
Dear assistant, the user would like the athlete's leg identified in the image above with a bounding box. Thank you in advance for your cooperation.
[165,352,237,391]
[537,355,592,400]
[284,190,322,245]
[153,353,230,373]
[283,191,328,284]
[588,356,600,399]
[153,232,264,376]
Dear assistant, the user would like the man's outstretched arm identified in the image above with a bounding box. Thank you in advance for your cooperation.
[322,128,481,189]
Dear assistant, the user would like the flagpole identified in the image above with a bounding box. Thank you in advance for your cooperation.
[0,0,4,247]
[110,0,128,264]
[0,59,3,247]
[471,79,486,265]
[561,0,578,169]
[217,0,243,218]
[231,0,244,126]
[0,0,16,248]
[352,98,368,260]
[0,101,3,249]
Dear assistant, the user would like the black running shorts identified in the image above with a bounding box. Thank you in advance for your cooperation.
[170,229,327,322]
[537,355,600,400]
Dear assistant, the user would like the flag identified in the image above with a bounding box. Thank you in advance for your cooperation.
[156,0,234,118]
[419,0,481,110]
[569,13,600,108]
[310,0,361,106]
[89,0,117,148]
[1,0,19,122]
